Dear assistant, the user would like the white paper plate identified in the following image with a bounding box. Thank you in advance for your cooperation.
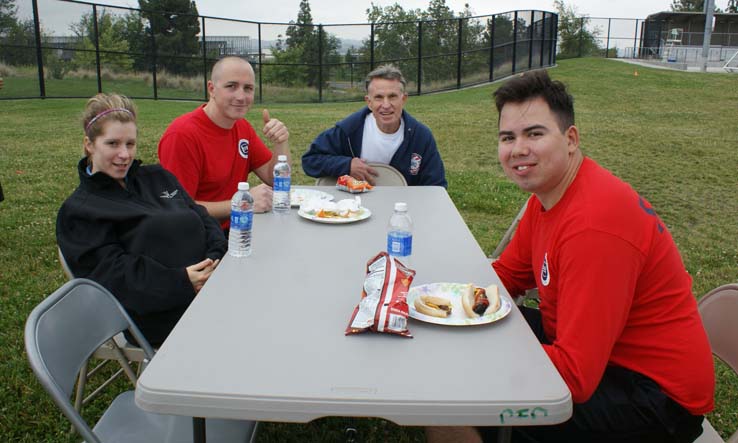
[297,207,371,224]
[407,282,512,326]
[290,188,334,207]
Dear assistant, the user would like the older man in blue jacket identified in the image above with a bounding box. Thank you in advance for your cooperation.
[302,65,447,187]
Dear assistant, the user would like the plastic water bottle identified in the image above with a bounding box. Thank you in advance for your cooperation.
[387,202,413,265]
[228,182,253,257]
[272,154,291,214]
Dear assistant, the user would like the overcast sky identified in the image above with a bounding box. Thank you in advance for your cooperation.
[22,0,732,37]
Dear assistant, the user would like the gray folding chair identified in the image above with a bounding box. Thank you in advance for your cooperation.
[694,283,738,443]
[490,199,529,261]
[58,246,146,418]
[58,246,74,280]
[489,199,539,306]
[366,162,407,186]
[315,175,338,186]
[25,278,256,443]
[315,162,407,186]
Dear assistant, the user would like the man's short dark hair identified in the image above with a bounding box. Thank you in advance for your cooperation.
[493,70,575,132]
[365,65,406,93]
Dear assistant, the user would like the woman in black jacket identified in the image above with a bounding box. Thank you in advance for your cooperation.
[57,93,226,346]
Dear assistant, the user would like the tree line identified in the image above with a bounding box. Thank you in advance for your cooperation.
[1,0,204,79]
[0,0,613,87]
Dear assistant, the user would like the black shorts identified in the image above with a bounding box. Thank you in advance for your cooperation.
[478,307,704,443]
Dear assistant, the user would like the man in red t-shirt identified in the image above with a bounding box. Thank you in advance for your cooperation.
[427,71,714,443]
[159,56,290,228]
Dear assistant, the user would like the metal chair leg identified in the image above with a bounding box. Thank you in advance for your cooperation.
[345,426,358,443]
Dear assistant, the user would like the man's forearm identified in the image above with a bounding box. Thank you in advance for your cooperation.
[261,141,291,186]
[196,200,231,221]
[273,141,291,168]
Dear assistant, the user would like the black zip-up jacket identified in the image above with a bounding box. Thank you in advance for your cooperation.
[56,158,226,346]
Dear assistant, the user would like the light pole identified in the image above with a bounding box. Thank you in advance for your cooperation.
[701,0,716,72]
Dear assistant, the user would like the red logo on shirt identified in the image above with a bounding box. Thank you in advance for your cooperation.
[541,253,550,286]
[238,139,249,159]
[409,153,422,175]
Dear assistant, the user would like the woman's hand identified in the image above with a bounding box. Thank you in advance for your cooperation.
[186,258,220,293]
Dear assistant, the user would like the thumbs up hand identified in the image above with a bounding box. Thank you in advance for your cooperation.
[261,108,289,145]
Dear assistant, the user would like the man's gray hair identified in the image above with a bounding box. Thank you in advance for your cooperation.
[365,65,406,93]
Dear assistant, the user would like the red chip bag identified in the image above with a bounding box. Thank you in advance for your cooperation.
[345,252,415,337]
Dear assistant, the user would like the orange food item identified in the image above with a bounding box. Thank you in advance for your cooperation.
[336,175,373,193]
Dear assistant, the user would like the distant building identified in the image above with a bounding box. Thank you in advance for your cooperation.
[201,36,277,62]
[640,12,738,63]
[44,36,83,61]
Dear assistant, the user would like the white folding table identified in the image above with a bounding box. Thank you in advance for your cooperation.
[135,186,571,442]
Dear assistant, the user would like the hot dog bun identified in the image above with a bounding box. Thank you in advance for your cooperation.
[414,295,452,318]
[461,284,501,317]
[461,284,478,317]
[486,284,501,313]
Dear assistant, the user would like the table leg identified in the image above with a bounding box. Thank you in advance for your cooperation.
[193,417,206,443]
[496,426,512,443]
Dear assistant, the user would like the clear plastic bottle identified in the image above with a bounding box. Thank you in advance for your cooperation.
[228,182,254,257]
[272,154,291,214]
[387,202,413,265]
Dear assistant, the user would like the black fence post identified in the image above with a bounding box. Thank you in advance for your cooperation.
[258,23,263,104]
[31,0,45,98]
[528,11,534,70]
[417,21,422,96]
[457,18,463,89]
[512,11,518,73]
[92,5,102,93]
[578,17,584,57]
[201,16,208,101]
[540,13,546,67]
[318,24,323,103]
[552,13,558,65]
[633,19,639,58]
[606,18,611,58]
[150,27,158,100]
[370,23,375,70]
[489,15,496,82]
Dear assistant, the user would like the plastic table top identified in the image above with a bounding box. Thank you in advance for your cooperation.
[135,186,571,429]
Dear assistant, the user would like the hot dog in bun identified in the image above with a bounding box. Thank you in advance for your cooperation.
[461,284,500,317]
[414,295,453,318]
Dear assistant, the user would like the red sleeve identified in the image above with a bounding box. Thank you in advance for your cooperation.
[158,131,202,199]
[543,230,643,403]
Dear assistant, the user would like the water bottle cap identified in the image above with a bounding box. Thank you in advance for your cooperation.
[394,202,408,212]
[277,155,287,162]
[238,182,250,191]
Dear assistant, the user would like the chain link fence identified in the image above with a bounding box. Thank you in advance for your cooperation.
[0,0,557,102]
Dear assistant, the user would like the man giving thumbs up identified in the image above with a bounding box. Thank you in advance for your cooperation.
[158,56,291,229]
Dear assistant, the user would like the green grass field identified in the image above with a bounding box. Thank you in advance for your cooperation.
[1,58,736,442]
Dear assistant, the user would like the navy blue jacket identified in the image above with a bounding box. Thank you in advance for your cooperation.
[302,107,447,187]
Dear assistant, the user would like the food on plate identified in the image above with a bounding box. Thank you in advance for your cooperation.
[300,196,363,218]
[290,188,332,206]
[413,295,453,318]
[461,284,500,317]
[336,175,373,193]
[345,252,416,337]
